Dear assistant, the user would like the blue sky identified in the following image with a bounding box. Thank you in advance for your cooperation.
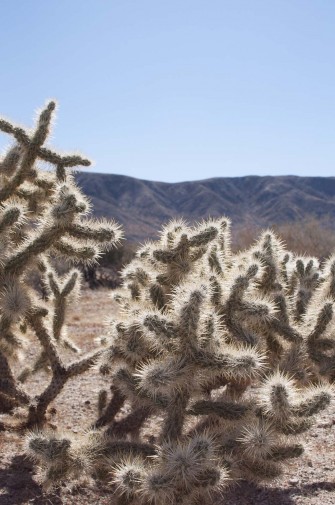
[0,1,334,182]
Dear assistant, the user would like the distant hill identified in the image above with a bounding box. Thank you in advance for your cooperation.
[74,172,335,242]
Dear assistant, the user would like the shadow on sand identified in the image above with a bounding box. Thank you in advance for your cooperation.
[218,480,335,505]
[0,457,334,505]
[0,455,61,505]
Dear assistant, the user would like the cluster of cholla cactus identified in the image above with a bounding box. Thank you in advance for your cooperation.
[27,217,334,503]
[0,101,122,427]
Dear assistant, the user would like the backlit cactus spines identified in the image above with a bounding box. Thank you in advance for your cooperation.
[4,105,331,502]
[0,102,122,426]
[27,218,334,503]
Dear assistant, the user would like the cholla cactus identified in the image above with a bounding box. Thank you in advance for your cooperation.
[0,101,122,426]
[27,218,334,503]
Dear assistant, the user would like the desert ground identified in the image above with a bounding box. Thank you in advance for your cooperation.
[0,288,334,505]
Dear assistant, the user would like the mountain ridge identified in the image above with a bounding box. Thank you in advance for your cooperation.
[74,172,335,242]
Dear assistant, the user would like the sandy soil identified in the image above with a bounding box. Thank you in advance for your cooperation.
[0,289,334,505]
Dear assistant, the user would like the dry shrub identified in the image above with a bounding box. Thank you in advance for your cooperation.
[234,217,335,259]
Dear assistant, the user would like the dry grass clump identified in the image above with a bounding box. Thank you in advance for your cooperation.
[234,217,335,259]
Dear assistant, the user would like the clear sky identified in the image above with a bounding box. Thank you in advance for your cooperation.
[0,1,334,182]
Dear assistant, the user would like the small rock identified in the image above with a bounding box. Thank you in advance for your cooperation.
[318,422,330,428]
[288,478,299,486]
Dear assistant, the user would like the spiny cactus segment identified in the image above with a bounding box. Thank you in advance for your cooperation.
[27,218,334,503]
[0,102,122,426]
